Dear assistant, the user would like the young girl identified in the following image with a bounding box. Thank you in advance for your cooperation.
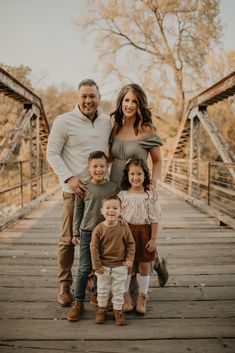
[118,157,161,315]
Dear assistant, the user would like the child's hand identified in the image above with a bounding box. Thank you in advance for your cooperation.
[72,236,80,246]
[123,261,132,271]
[145,239,156,253]
[95,267,104,274]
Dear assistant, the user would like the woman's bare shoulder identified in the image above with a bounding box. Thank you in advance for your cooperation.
[139,124,156,137]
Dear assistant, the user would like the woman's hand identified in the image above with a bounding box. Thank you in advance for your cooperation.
[145,239,156,253]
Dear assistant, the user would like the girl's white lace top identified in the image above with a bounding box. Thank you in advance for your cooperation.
[118,190,161,225]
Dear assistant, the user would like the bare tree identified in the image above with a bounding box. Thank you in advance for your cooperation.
[75,0,221,120]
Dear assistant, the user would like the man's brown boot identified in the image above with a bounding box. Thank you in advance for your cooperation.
[57,284,72,306]
[113,310,126,326]
[67,300,84,321]
[95,307,106,324]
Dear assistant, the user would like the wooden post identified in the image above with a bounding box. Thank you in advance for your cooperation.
[40,158,43,194]
[172,160,175,188]
[29,113,40,201]
[194,118,201,198]
[208,162,211,205]
[36,115,40,196]
[188,117,194,195]
[19,161,23,208]
[29,116,34,201]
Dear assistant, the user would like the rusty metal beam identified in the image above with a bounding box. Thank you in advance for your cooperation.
[0,67,41,107]
[189,71,235,108]
[0,67,50,163]
[0,67,49,135]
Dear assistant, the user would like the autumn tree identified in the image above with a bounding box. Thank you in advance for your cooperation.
[38,85,77,127]
[75,0,221,120]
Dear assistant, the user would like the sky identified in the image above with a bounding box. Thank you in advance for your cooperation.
[0,0,234,100]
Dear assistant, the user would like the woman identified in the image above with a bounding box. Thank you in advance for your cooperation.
[109,83,162,187]
[109,83,168,294]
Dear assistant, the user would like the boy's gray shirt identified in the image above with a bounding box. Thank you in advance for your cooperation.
[73,180,119,235]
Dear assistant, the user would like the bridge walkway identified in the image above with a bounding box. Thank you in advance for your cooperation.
[0,189,234,353]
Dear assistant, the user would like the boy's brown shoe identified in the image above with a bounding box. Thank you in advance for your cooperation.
[113,310,126,326]
[95,307,106,324]
[136,293,147,315]
[123,292,133,313]
[57,284,72,306]
[67,300,84,321]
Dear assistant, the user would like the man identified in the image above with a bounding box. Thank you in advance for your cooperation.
[46,79,112,306]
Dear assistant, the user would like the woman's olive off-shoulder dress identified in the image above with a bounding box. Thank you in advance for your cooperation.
[109,135,163,185]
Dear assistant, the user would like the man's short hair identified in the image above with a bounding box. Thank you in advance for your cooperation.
[78,79,100,94]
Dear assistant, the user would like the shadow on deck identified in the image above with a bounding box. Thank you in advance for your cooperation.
[0,189,234,353]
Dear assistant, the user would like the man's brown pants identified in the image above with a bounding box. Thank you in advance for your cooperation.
[57,192,75,286]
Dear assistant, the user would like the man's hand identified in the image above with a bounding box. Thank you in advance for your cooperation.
[72,236,80,246]
[67,176,88,197]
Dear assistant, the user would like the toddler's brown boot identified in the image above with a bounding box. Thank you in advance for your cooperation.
[95,307,106,324]
[114,310,126,326]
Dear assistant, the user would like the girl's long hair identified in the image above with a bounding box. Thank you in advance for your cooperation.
[109,83,155,144]
[120,157,151,192]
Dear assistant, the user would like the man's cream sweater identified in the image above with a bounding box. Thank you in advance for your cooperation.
[46,106,112,192]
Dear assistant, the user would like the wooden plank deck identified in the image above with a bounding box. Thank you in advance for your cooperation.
[0,189,235,353]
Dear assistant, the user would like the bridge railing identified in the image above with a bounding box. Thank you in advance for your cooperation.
[163,159,235,221]
[0,159,58,229]
[208,162,235,218]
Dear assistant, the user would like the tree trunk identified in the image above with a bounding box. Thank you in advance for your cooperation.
[174,67,185,121]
